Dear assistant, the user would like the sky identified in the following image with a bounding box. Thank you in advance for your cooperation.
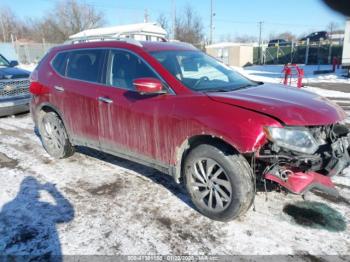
[1,0,347,42]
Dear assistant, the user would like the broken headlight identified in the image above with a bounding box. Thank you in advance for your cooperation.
[264,126,319,154]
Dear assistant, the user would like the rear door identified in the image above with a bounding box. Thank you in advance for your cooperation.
[50,48,107,146]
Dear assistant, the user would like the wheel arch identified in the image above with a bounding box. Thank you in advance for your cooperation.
[34,102,73,142]
[173,134,242,183]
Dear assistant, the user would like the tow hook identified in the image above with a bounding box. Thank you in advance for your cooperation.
[279,169,293,182]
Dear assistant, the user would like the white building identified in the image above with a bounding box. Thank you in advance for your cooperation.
[69,23,167,43]
[342,19,350,67]
[206,42,254,67]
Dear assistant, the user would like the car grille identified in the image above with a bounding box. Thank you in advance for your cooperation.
[0,79,30,98]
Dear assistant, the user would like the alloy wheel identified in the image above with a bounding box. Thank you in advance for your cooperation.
[42,117,64,152]
[190,158,232,212]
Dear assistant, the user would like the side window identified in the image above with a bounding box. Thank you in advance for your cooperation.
[66,49,105,83]
[52,52,69,76]
[108,50,159,90]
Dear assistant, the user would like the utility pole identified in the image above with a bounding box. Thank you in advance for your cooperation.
[144,9,149,23]
[172,0,176,40]
[209,0,215,44]
[305,38,310,65]
[257,21,263,65]
[328,23,334,64]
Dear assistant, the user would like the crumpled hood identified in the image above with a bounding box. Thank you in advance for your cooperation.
[0,67,30,79]
[207,83,346,126]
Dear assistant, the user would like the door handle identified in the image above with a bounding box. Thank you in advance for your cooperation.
[98,97,113,104]
[54,85,64,92]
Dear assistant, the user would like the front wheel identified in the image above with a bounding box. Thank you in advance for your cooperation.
[38,111,74,159]
[184,144,254,221]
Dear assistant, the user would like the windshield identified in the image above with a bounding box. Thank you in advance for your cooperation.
[150,50,259,92]
[0,55,10,67]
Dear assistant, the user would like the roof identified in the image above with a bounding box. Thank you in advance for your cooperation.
[52,39,197,53]
[141,41,197,52]
[69,22,167,40]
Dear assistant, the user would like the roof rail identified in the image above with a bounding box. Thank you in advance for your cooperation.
[66,36,144,47]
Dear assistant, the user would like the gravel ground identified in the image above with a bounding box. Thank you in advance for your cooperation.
[0,114,349,257]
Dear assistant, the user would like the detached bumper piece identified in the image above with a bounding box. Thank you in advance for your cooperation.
[260,128,350,196]
[265,171,338,197]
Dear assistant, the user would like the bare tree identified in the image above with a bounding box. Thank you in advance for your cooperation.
[156,6,204,46]
[234,35,257,43]
[32,0,105,43]
[327,22,339,32]
[219,33,233,42]
[269,31,296,41]
[157,14,170,33]
[277,32,296,41]
[174,5,204,47]
[0,6,28,42]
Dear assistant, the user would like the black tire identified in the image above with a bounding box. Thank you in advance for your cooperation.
[38,111,74,159]
[183,144,254,221]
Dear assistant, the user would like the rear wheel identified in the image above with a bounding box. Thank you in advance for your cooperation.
[38,111,74,159]
[184,144,254,221]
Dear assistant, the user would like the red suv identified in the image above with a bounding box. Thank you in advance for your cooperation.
[30,40,350,221]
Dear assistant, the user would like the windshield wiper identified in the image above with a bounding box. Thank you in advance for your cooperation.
[234,83,258,90]
[202,88,232,93]
[200,82,261,93]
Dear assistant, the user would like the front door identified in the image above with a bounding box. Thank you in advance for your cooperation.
[98,49,174,163]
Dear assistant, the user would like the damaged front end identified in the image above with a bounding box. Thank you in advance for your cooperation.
[256,123,350,196]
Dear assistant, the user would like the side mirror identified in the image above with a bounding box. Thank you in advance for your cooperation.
[9,60,19,67]
[133,78,165,95]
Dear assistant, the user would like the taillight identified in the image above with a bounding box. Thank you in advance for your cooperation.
[29,69,49,95]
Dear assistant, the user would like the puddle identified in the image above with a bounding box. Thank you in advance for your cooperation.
[283,201,346,232]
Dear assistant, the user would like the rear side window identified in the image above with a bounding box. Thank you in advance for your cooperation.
[51,52,69,75]
[66,49,105,83]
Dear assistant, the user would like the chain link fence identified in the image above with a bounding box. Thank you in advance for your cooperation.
[0,42,58,64]
[253,44,343,65]
[13,42,57,64]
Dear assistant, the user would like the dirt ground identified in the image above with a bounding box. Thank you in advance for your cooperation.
[0,113,349,257]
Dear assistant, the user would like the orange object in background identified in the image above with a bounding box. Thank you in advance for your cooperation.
[332,56,338,72]
[282,64,304,88]
[296,67,304,88]
[282,65,292,85]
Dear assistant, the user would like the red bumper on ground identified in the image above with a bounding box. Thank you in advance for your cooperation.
[265,171,338,196]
